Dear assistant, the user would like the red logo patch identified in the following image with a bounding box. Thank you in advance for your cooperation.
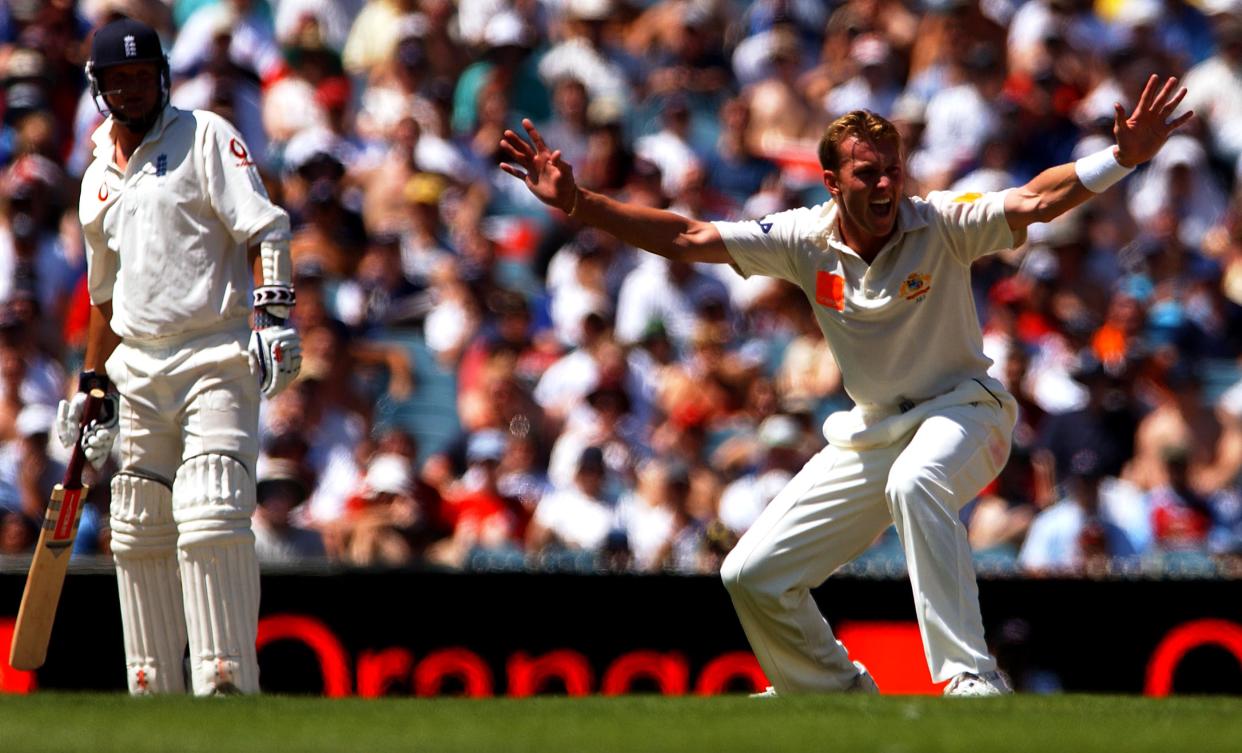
[229,138,254,167]
[273,343,283,364]
[815,271,845,311]
[98,183,109,202]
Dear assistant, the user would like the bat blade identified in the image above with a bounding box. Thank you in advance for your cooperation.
[8,483,90,670]
[8,389,104,671]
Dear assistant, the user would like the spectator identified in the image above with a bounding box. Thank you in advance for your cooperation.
[1019,449,1143,573]
[335,451,439,566]
[635,96,701,199]
[0,155,77,337]
[252,456,326,563]
[431,429,526,567]
[0,402,63,521]
[1148,444,1240,554]
[614,255,731,348]
[0,507,35,555]
[263,377,368,527]
[1180,11,1242,166]
[1127,362,1222,492]
[824,34,902,119]
[528,445,616,555]
[618,458,687,572]
[1035,354,1139,491]
[538,0,632,114]
[704,97,779,212]
[169,0,285,86]
[718,414,806,537]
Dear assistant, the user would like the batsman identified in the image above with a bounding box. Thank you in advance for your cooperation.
[60,17,301,695]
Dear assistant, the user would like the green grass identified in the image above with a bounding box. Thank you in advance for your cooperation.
[1,694,1241,753]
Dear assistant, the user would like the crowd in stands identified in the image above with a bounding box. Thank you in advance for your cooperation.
[1,0,1242,578]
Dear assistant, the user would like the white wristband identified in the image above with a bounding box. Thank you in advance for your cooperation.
[1075,146,1134,193]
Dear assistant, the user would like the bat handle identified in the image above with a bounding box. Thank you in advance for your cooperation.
[64,388,107,490]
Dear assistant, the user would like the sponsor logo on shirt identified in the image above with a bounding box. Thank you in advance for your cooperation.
[755,219,773,234]
[156,154,167,177]
[98,183,109,202]
[229,138,255,168]
[815,270,845,311]
[952,192,982,204]
[900,272,932,301]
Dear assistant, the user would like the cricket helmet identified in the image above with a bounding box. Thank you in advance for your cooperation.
[86,17,170,132]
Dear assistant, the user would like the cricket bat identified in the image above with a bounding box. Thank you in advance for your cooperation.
[8,388,106,670]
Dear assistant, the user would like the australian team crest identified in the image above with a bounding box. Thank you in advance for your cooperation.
[900,272,932,301]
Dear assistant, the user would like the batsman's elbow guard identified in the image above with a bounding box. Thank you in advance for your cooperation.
[249,325,302,399]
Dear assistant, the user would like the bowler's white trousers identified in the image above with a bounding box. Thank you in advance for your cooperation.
[721,377,1016,692]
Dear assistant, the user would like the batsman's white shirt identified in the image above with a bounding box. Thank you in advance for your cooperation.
[716,190,1018,417]
[79,106,286,341]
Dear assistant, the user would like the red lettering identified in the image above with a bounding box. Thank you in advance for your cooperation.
[0,619,37,694]
[357,647,413,698]
[256,614,351,697]
[601,651,689,696]
[414,648,493,697]
[507,650,592,697]
[1145,619,1242,697]
[694,652,768,695]
[838,621,942,695]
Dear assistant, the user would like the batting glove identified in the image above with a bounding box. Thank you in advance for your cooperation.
[56,372,119,469]
[249,325,302,399]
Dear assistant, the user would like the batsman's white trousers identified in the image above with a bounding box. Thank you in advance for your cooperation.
[107,322,259,480]
[106,322,261,694]
[721,377,1016,692]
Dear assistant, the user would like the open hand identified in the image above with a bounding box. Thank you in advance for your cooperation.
[499,119,578,214]
[1114,75,1195,167]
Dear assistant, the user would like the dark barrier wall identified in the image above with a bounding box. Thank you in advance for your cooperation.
[3,571,1242,696]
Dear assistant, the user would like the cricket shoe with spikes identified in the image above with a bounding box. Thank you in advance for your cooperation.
[749,661,879,698]
[943,670,1013,697]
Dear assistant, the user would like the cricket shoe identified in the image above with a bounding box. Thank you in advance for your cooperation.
[749,661,879,698]
[942,670,1013,697]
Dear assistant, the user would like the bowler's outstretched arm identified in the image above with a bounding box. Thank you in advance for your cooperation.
[499,119,732,264]
[1004,74,1193,232]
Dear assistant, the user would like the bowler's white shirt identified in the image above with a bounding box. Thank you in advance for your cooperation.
[79,107,287,342]
[715,191,1019,412]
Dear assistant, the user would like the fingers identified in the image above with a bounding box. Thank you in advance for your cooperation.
[1160,87,1188,118]
[523,118,551,154]
[501,129,534,158]
[1149,76,1177,112]
[1167,109,1195,133]
[499,138,532,165]
[1134,74,1158,114]
[499,163,529,181]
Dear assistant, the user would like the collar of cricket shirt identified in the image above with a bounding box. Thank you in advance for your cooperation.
[91,105,181,163]
[815,196,929,260]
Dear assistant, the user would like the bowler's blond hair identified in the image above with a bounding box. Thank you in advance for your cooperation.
[817,110,902,171]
